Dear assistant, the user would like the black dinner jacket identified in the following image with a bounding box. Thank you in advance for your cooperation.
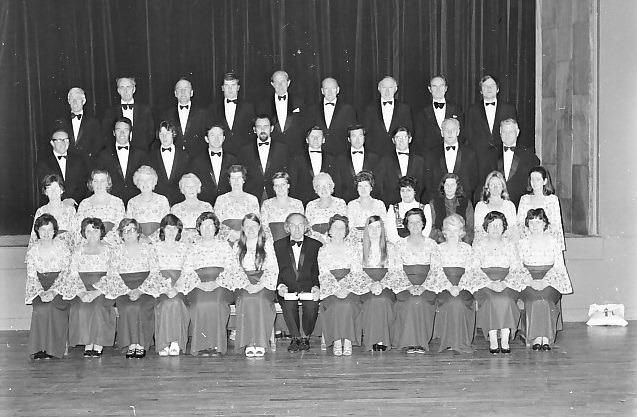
[188,151,237,206]
[238,139,289,203]
[256,94,305,154]
[94,145,147,204]
[102,102,155,152]
[60,112,104,161]
[496,146,540,207]
[362,100,413,155]
[274,236,322,293]
[334,147,381,203]
[378,151,430,205]
[428,143,480,204]
[35,150,89,206]
[159,104,208,155]
[413,101,464,155]
[288,149,338,206]
[305,99,357,156]
[145,145,191,205]
[465,100,517,181]
[208,99,255,155]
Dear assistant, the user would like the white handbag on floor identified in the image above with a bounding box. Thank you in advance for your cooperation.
[586,303,628,326]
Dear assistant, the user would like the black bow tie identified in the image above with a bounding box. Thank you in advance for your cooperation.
[485,102,496,106]
[433,102,445,109]
[324,102,335,106]
[210,151,221,157]
[446,145,456,151]
[72,113,82,120]
[383,101,393,106]
[57,155,67,160]
[121,104,133,110]
[117,145,129,151]
[258,141,270,147]
[397,151,409,156]
[278,95,286,101]
[162,147,172,152]
[226,99,237,104]
[291,240,303,247]
[352,150,363,154]
[179,104,189,110]
[310,150,322,154]
[504,146,516,152]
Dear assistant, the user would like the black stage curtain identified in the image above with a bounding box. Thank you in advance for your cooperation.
[0,0,535,234]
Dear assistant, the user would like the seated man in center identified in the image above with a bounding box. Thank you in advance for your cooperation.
[274,213,322,352]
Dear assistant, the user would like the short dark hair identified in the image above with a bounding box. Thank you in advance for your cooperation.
[402,208,426,230]
[354,170,375,189]
[205,122,226,136]
[525,208,550,230]
[391,126,412,138]
[347,123,366,136]
[305,125,325,138]
[227,164,247,181]
[41,174,65,196]
[117,218,141,239]
[159,214,184,241]
[33,213,59,239]
[253,113,273,126]
[272,171,290,184]
[398,176,417,191]
[328,214,350,238]
[479,74,499,88]
[157,120,177,140]
[113,116,132,131]
[223,72,240,83]
[80,217,106,239]
[196,212,220,236]
[482,211,508,233]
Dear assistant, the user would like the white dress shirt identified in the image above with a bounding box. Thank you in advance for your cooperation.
[484,100,497,133]
[351,147,365,174]
[275,94,288,131]
[116,145,130,176]
[224,99,237,130]
[396,149,409,177]
[71,112,82,144]
[209,150,223,184]
[160,144,175,179]
[257,140,271,173]
[503,145,515,180]
[444,144,458,173]
[381,100,394,132]
[121,100,134,125]
[308,149,323,176]
[53,152,67,180]
[323,98,336,129]
[433,100,446,129]
[291,238,303,269]
[178,102,191,135]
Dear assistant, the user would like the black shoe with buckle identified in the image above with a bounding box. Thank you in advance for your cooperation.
[541,344,551,351]
[299,337,310,351]
[532,343,542,351]
[287,338,300,353]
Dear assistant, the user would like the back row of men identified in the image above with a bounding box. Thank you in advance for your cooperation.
[38,71,538,208]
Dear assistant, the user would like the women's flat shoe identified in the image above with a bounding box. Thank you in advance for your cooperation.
[532,344,542,351]
[92,350,102,357]
[169,345,180,356]
[489,347,500,354]
[126,348,136,358]
[254,347,265,357]
[414,346,426,354]
[541,344,551,351]
[500,347,511,354]
[343,340,353,356]
[158,348,170,357]
[135,348,146,358]
[245,347,256,357]
[84,350,93,357]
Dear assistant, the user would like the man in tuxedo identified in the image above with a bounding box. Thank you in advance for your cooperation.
[145,121,190,205]
[102,77,155,151]
[208,72,255,155]
[159,78,208,155]
[305,77,357,156]
[362,76,413,155]
[377,127,429,205]
[274,213,322,352]
[59,87,104,161]
[35,127,89,207]
[189,123,237,205]
[94,117,146,204]
[238,114,289,203]
[465,75,517,182]
[496,118,540,206]
[289,126,338,205]
[413,75,464,155]
[256,70,305,154]
[428,118,480,204]
[335,123,381,202]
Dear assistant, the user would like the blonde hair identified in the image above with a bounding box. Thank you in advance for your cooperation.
[133,165,158,190]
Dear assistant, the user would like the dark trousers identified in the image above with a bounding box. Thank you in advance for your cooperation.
[278,297,319,338]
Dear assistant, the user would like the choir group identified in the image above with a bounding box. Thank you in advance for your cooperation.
[26,71,572,360]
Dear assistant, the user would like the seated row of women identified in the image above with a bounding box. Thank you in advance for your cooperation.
[26,205,572,360]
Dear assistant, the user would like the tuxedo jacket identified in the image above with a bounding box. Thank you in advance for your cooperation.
[377,151,430,205]
[428,143,480,204]
[188,151,237,206]
[102,103,155,152]
[465,101,517,180]
[305,100,357,156]
[274,236,322,293]
[94,146,147,204]
[35,150,89,205]
[334,148,381,203]
[497,147,540,207]
[145,146,191,205]
[288,149,338,206]
[207,100,255,155]
[413,101,464,154]
[256,94,305,154]
[60,113,104,161]
[159,104,208,155]
[238,140,289,203]
[362,100,413,155]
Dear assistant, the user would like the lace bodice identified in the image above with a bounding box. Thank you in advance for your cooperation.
[474,200,518,242]
[183,239,237,270]
[347,198,387,228]
[170,200,214,229]
[109,242,159,274]
[24,239,72,303]
[214,192,260,221]
[234,239,278,290]
[32,203,76,233]
[318,242,361,273]
[260,197,304,225]
[517,194,565,250]
[472,238,521,269]
[385,202,432,243]
[305,197,347,226]
[76,194,125,226]
[317,242,370,298]
[153,240,189,270]
[126,193,170,223]
[395,237,441,266]
[517,235,573,294]
[70,244,111,273]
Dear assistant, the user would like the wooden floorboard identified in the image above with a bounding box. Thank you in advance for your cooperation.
[0,323,635,416]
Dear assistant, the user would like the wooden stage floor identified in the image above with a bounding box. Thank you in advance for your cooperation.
[0,323,634,416]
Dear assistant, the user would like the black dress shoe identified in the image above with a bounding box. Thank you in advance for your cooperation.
[372,344,380,351]
[83,350,93,357]
[135,348,146,358]
[126,348,136,358]
[92,350,102,357]
[532,344,542,351]
[299,337,310,351]
[33,351,47,360]
[500,347,511,354]
[489,347,500,354]
[287,338,300,353]
[377,344,387,352]
[541,344,551,351]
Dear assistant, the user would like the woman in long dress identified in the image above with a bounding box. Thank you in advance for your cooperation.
[429,173,475,244]
[67,217,116,357]
[30,174,77,249]
[153,214,190,356]
[232,213,279,357]
[470,211,526,354]
[518,208,573,350]
[76,170,125,245]
[126,165,170,239]
[385,176,432,243]
[175,212,237,356]
[170,173,214,244]
[260,171,304,242]
[214,165,260,244]
[304,172,347,244]
[473,171,517,243]
[318,214,369,356]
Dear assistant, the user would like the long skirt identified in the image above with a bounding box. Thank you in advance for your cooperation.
[434,290,476,353]
[234,288,276,351]
[359,289,395,351]
[474,288,520,339]
[69,271,116,347]
[520,286,562,343]
[187,287,234,354]
[28,272,70,358]
[115,272,156,348]
[392,290,437,350]
[320,294,361,347]
[154,270,189,353]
